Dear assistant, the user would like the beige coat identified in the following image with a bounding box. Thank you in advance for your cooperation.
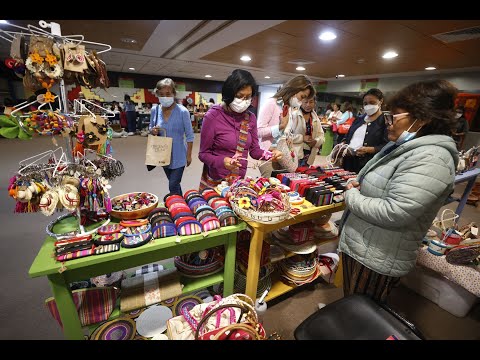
[290,110,325,165]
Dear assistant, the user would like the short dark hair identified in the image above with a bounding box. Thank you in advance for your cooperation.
[222,69,257,106]
[387,79,457,137]
[363,88,384,102]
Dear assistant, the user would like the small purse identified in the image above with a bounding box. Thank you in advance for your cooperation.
[177,219,203,236]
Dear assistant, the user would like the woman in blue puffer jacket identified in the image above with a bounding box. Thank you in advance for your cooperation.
[338,79,459,302]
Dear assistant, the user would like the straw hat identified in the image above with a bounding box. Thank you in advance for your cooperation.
[39,190,59,216]
[58,184,80,211]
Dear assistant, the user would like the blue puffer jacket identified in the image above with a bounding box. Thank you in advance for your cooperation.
[338,134,459,277]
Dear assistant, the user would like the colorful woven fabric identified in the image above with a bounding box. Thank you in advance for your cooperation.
[90,317,136,340]
[56,247,95,261]
[46,287,117,328]
[177,221,203,236]
[152,223,177,238]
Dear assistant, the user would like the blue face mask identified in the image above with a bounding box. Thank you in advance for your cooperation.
[395,119,421,145]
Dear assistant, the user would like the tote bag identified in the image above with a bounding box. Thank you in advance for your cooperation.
[145,128,172,167]
[337,112,355,135]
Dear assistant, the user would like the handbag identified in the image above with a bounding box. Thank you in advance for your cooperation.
[276,136,298,173]
[337,113,355,135]
[45,287,118,328]
[145,129,172,167]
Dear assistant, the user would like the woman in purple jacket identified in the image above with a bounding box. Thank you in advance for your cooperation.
[199,69,282,188]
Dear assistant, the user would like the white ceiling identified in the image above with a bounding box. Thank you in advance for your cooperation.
[1,19,480,86]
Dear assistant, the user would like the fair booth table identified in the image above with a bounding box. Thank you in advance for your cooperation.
[28,216,246,340]
[241,200,345,302]
[448,167,480,216]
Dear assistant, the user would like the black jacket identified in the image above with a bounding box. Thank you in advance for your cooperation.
[343,113,389,173]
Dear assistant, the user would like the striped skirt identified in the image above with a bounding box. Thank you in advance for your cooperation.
[341,253,400,303]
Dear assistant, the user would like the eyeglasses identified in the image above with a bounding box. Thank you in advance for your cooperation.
[384,112,409,126]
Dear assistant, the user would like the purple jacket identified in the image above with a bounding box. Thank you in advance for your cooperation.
[199,104,264,180]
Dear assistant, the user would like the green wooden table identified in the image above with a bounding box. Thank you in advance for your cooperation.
[29,216,246,340]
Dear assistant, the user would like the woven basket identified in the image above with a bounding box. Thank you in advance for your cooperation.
[230,193,291,225]
[110,192,158,220]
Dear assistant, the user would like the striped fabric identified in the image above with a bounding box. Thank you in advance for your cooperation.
[45,287,117,328]
[95,244,120,254]
[152,223,177,239]
[341,253,400,303]
[177,221,203,236]
[56,247,95,262]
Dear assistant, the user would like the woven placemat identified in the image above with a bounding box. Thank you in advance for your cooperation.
[90,317,136,340]
[135,305,173,338]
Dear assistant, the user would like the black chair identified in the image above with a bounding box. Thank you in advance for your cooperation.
[294,294,424,340]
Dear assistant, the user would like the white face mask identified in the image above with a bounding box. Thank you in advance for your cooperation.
[159,97,174,108]
[289,96,302,109]
[364,104,380,116]
[455,113,462,119]
[230,97,251,113]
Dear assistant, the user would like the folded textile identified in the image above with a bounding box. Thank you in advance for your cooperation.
[120,268,182,313]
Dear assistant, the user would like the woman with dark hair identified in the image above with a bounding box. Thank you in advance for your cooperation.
[338,79,459,303]
[452,105,469,150]
[149,78,194,195]
[199,69,282,190]
[123,94,137,135]
[257,74,314,177]
[341,88,389,173]
[335,101,355,144]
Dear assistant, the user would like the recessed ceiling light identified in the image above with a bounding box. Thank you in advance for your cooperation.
[382,51,398,59]
[240,55,251,62]
[296,66,306,71]
[120,38,138,44]
[205,74,212,78]
[425,66,436,71]
[319,31,337,41]
[336,74,345,78]
[0,20,9,24]
[264,76,271,79]
[128,67,135,70]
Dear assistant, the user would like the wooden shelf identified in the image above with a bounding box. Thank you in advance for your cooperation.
[266,236,339,264]
[181,271,224,293]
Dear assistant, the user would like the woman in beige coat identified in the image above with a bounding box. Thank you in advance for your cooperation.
[291,95,325,167]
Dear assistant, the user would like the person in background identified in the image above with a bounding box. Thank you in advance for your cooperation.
[452,105,469,150]
[111,101,122,124]
[208,98,215,109]
[149,78,194,196]
[291,94,325,167]
[324,103,333,118]
[328,103,343,143]
[123,94,137,136]
[257,74,314,177]
[145,102,153,114]
[199,69,282,189]
[341,88,389,173]
[335,102,355,144]
[338,79,459,303]
[194,102,206,132]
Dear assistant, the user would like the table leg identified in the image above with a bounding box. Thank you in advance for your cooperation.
[222,232,237,296]
[333,255,343,288]
[245,228,265,300]
[455,175,478,216]
[48,273,84,340]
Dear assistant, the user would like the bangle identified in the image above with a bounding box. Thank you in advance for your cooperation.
[46,213,111,239]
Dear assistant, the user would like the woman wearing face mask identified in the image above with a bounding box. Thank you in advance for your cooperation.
[149,78,194,196]
[452,105,469,150]
[257,75,315,177]
[291,94,325,167]
[338,79,459,303]
[341,88,389,173]
[199,69,282,190]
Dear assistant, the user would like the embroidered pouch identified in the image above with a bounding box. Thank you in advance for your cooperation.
[97,224,124,235]
[152,223,177,239]
[56,246,95,261]
[95,243,120,255]
[177,220,203,236]
[218,212,239,227]
[94,233,124,246]
[200,217,221,232]
[121,233,152,248]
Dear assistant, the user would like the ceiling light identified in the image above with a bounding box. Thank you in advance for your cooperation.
[319,31,337,41]
[0,20,9,24]
[205,74,212,78]
[296,66,306,71]
[264,76,271,79]
[336,74,345,78]
[128,67,135,70]
[382,51,398,59]
[120,38,137,44]
[425,66,436,71]
[240,55,251,62]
